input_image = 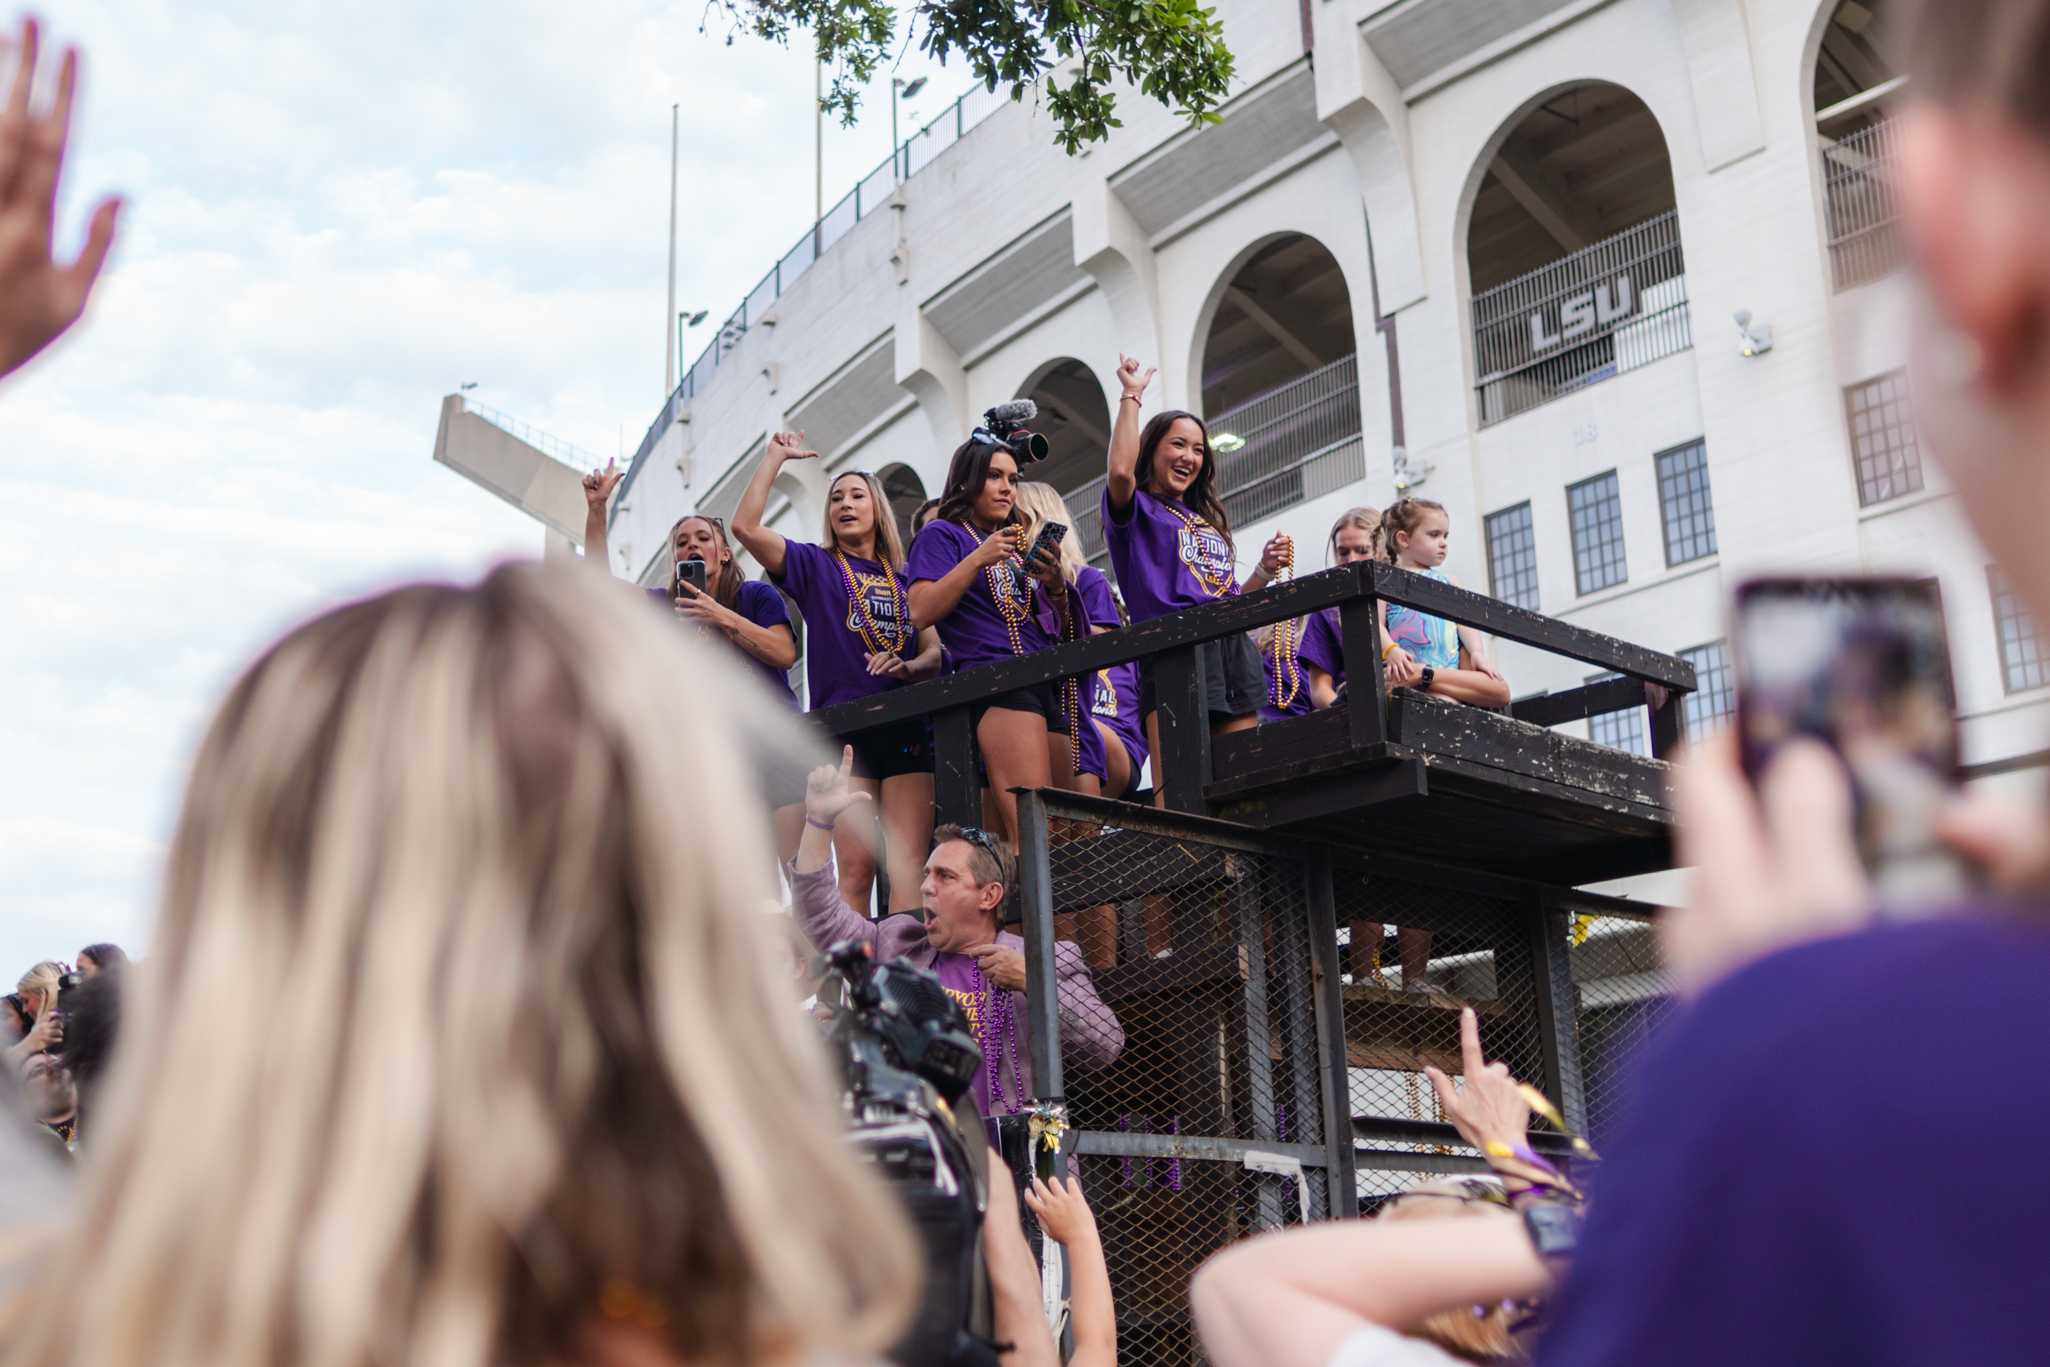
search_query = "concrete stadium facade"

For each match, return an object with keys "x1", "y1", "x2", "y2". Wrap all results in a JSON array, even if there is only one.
[{"x1": 450, "y1": 0, "x2": 2049, "y2": 786}]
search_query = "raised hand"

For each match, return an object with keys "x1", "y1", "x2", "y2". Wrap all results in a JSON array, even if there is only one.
[
  {"x1": 1116, "y1": 353, "x2": 1156, "y2": 401},
  {"x1": 1258, "y1": 531, "x2": 1293, "y2": 577},
  {"x1": 0, "y1": 19, "x2": 120, "y2": 382},
  {"x1": 1023, "y1": 1174, "x2": 1101, "y2": 1249},
  {"x1": 804, "y1": 745, "x2": 874, "y2": 825},
  {"x1": 1423, "y1": 1007, "x2": 1531, "y2": 1157},
  {"x1": 582, "y1": 458, "x2": 621, "y2": 511},
  {"x1": 766, "y1": 430, "x2": 819, "y2": 462}
]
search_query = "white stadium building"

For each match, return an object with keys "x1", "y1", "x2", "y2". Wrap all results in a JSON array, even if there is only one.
[{"x1": 435, "y1": 0, "x2": 2048, "y2": 803}]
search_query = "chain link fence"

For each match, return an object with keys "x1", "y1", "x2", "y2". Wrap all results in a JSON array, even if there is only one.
[
  {"x1": 1016, "y1": 797, "x2": 1674, "y2": 1364},
  {"x1": 1030, "y1": 797, "x2": 1333, "y2": 1367}
]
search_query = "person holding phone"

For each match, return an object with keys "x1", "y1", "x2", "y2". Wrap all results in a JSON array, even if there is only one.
[
  {"x1": 730, "y1": 431, "x2": 944, "y2": 915},
  {"x1": 1101, "y1": 355, "x2": 1291, "y2": 804},
  {"x1": 906, "y1": 433, "x2": 1081, "y2": 847},
  {"x1": 581, "y1": 461, "x2": 804, "y2": 855}
]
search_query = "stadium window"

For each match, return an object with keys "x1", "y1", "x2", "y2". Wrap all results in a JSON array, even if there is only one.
[
  {"x1": 1567, "y1": 471, "x2": 1627, "y2": 596},
  {"x1": 1991, "y1": 567, "x2": 2049, "y2": 694},
  {"x1": 1677, "y1": 641, "x2": 1734, "y2": 735},
  {"x1": 1845, "y1": 371, "x2": 1923, "y2": 507},
  {"x1": 1655, "y1": 440, "x2": 1717, "y2": 566},
  {"x1": 1585, "y1": 672, "x2": 1648, "y2": 755},
  {"x1": 1484, "y1": 502, "x2": 1539, "y2": 611}
]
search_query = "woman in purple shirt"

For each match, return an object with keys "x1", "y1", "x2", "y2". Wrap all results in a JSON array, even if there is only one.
[
  {"x1": 906, "y1": 436, "x2": 1080, "y2": 847},
  {"x1": 730, "y1": 431, "x2": 944, "y2": 916},
  {"x1": 1102, "y1": 354, "x2": 1290, "y2": 803},
  {"x1": 581, "y1": 462, "x2": 804, "y2": 856}
]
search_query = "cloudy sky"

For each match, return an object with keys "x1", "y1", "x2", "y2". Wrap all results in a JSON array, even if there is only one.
[{"x1": 2, "y1": 0, "x2": 955, "y2": 972}]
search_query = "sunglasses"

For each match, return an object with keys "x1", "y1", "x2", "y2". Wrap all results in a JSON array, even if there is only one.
[{"x1": 953, "y1": 825, "x2": 1004, "y2": 861}]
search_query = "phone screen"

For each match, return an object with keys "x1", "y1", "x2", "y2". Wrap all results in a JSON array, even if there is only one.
[{"x1": 1733, "y1": 576, "x2": 1967, "y2": 908}]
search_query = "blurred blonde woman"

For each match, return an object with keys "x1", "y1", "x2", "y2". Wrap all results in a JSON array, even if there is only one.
[{"x1": 0, "y1": 565, "x2": 915, "y2": 1367}]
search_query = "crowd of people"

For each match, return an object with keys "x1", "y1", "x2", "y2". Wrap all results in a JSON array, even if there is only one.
[
  {"x1": 14, "y1": 2, "x2": 2050, "y2": 1365},
  {"x1": 2, "y1": 946, "x2": 126, "y2": 1155}
]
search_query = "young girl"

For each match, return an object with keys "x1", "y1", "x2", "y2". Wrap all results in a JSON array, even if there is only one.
[
  {"x1": 1260, "y1": 507, "x2": 1382, "y2": 722},
  {"x1": 905, "y1": 435, "x2": 1079, "y2": 846},
  {"x1": 1102, "y1": 354, "x2": 1290, "y2": 800},
  {"x1": 1378, "y1": 498, "x2": 1511, "y2": 710},
  {"x1": 1014, "y1": 482, "x2": 1147, "y2": 801},
  {"x1": 580, "y1": 461, "x2": 806, "y2": 856},
  {"x1": 730, "y1": 431, "x2": 945, "y2": 916}
]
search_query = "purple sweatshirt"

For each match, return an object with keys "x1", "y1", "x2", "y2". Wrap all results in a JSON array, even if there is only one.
[{"x1": 785, "y1": 858, "x2": 1125, "y2": 1114}]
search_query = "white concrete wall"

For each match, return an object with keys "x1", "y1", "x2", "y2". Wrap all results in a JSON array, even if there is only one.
[{"x1": 600, "y1": 0, "x2": 2050, "y2": 783}]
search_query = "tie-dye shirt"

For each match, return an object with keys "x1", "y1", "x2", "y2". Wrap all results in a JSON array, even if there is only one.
[{"x1": 1384, "y1": 566, "x2": 1460, "y2": 671}]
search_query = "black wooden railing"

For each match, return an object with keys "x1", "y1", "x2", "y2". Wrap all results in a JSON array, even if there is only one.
[{"x1": 808, "y1": 560, "x2": 1696, "y2": 824}]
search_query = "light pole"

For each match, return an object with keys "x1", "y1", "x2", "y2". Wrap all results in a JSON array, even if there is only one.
[
  {"x1": 891, "y1": 75, "x2": 927, "y2": 184},
  {"x1": 676, "y1": 309, "x2": 707, "y2": 386},
  {"x1": 665, "y1": 103, "x2": 679, "y2": 399}
]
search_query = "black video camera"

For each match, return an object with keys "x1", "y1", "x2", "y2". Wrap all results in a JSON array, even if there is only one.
[
  {"x1": 973, "y1": 400, "x2": 1050, "y2": 465},
  {"x1": 819, "y1": 942, "x2": 997, "y2": 1367}
]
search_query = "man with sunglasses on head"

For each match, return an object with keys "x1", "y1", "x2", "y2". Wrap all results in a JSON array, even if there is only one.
[{"x1": 790, "y1": 747, "x2": 1124, "y2": 1120}]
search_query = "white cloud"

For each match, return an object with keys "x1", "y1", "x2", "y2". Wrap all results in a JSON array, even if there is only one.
[{"x1": 3, "y1": 0, "x2": 958, "y2": 973}]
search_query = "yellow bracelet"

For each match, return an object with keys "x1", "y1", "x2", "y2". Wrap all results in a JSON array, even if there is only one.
[{"x1": 1381, "y1": 641, "x2": 1399, "y2": 660}]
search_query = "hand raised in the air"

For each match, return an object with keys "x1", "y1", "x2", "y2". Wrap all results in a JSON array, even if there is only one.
[
  {"x1": 582, "y1": 458, "x2": 621, "y2": 511},
  {"x1": 1116, "y1": 353, "x2": 1156, "y2": 401}
]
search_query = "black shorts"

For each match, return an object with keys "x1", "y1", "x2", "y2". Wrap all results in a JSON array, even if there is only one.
[
  {"x1": 972, "y1": 681, "x2": 1070, "y2": 734},
  {"x1": 838, "y1": 716, "x2": 933, "y2": 782},
  {"x1": 1140, "y1": 632, "x2": 1265, "y2": 725}
]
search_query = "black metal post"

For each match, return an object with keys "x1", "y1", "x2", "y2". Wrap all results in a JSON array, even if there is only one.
[
  {"x1": 1341, "y1": 569, "x2": 1388, "y2": 751},
  {"x1": 1153, "y1": 644, "x2": 1212, "y2": 813},
  {"x1": 1304, "y1": 850, "x2": 1359, "y2": 1218},
  {"x1": 1529, "y1": 890, "x2": 1589, "y2": 1139},
  {"x1": 1016, "y1": 789, "x2": 1065, "y2": 1110},
  {"x1": 1649, "y1": 683, "x2": 1685, "y2": 758},
  {"x1": 933, "y1": 705, "x2": 979, "y2": 827}
]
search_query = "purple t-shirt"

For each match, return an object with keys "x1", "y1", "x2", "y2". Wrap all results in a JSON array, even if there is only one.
[
  {"x1": 646, "y1": 578, "x2": 797, "y2": 708},
  {"x1": 930, "y1": 951, "x2": 1027, "y2": 1118},
  {"x1": 1075, "y1": 566, "x2": 1146, "y2": 766},
  {"x1": 771, "y1": 539, "x2": 915, "y2": 711},
  {"x1": 905, "y1": 519, "x2": 1059, "y2": 672},
  {"x1": 1101, "y1": 486, "x2": 1239, "y2": 624},
  {"x1": 1260, "y1": 608, "x2": 1346, "y2": 722},
  {"x1": 1536, "y1": 913, "x2": 2050, "y2": 1367}
]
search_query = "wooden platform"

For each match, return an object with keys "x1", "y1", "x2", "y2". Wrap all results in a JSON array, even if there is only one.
[{"x1": 1206, "y1": 691, "x2": 1673, "y2": 885}]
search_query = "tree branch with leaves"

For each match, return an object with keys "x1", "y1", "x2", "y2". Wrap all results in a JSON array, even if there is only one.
[{"x1": 704, "y1": 0, "x2": 1235, "y2": 154}]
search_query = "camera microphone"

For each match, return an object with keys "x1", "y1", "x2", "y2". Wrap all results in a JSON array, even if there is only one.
[{"x1": 984, "y1": 399, "x2": 1037, "y2": 426}]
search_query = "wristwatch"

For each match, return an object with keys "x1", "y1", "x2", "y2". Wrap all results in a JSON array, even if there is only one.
[
  {"x1": 1418, "y1": 666, "x2": 1436, "y2": 690},
  {"x1": 1521, "y1": 1198, "x2": 1581, "y2": 1269}
]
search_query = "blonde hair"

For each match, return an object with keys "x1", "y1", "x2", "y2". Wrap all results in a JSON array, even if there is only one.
[
  {"x1": 0, "y1": 565, "x2": 915, "y2": 1367},
  {"x1": 1379, "y1": 1180, "x2": 1526, "y2": 1362},
  {"x1": 1328, "y1": 506, "x2": 1383, "y2": 563},
  {"x1": 16, "y1": 962, "x2": 62, "y2": 1017},
  {"x1": 823, "y1": 470, "x2": 909, "y2": 573},
  {"x1": 1013, "y1": 482, "x2": 1089, "y2": 584}
]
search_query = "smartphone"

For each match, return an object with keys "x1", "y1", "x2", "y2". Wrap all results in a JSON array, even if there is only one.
[
  {"x1": 676, "y1": 558, "x2": 708, "y2": 597},
  {"x1": 1732, "y1": 576, "x2": 1968, "y2": 909},
  {"x1": 1027, "y1": 521, "x2": 1067, "y2": 569}
]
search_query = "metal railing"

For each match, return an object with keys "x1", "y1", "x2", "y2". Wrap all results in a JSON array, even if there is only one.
[
  {"x1": 616, "y1": 80, "x2": 1013, "y2": 509},
  {"x1": 463, "y1": 400, "x2": 605, "y2": 471},
  {"x1": 1066, "y1": 354, "x2": 1365, "y2": 564},
  {"x1": 1213, "y1": 353, "x2": 1364, "y2": 526},
  {"x1": 1472, "y1": 211, "x2": 1691, "y2": 428},
  {"x1": 1821, "y1": 114, "x2": 1905, "y2": 292}
]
